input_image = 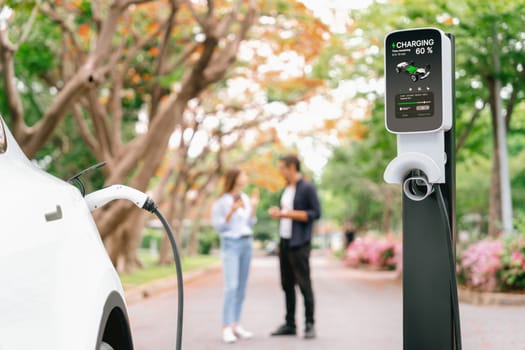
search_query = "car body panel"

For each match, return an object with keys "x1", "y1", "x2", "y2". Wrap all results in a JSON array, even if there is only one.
[{"x1": 0, "y1": 116, "x2": 130, "y2": 349}]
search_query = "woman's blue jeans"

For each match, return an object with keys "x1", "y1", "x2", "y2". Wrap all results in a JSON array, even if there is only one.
[{"x1": 221, "y1": 236, "x2": 252, "y2": 326}]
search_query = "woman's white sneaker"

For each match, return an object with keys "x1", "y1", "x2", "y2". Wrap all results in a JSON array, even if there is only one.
[
  {"x1": 223, "y1": 327, "x2": 237, "y2": 343},
  {"x1": 234, "y1": 325, "x2": 253, "y2": 339}
]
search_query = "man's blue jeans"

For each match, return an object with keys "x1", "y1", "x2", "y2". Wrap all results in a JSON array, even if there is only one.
[{"x1": 221, "y1": 236, "x2": 252, "y2": 326}]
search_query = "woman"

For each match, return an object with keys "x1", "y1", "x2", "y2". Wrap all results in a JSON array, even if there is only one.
[{"x1": 212, "y1": 168, "x2": 259, "y2": 343}]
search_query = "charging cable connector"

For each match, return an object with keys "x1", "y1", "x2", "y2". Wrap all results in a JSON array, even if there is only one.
[
  {"x1": 84, "y1": 184, "x2": 183, "y2": 350},
  {"x1": 84, "y1": 185, "x2": 156, "y2": 212}
]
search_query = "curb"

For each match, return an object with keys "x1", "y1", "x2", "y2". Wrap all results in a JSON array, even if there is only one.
[
  {"x1": 341, "y1": 263, "x2": 525, "y2": 306},
  {"x1": 124, "y1": 262, "x2": 222, "y2": 304},
  {"x1": 458, "y1": 287, "x2": 525, "y2": 306},
  {"x1": 344, "y1": 267, "x2": 401, "y2": 282}
]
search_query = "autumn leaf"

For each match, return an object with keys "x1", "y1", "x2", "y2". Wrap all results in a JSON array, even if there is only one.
[
  {"x1": 149, "y1": 47, "x2": 160, "y2": 57},
  {"x1": 147, "y1": 22, "x2": 159, "y2": 34},
  {"x1": 131, "y1": 73, "x2": 141, "y2": 84},
  {"x1": 242, "y1": 152, "x2": 285, "y2": 192},
  {"x1": 443, "y1": 16, "x2": 455, "y2": 25},
  {"x1": 77, "y1": 24, "x2": 90, "y2": 38},
  {"x1": 324, "y1": 119, "x2": 337, "y2": 130},
  {"x1": 347, "y1": 121, "x2": 369, "y2": 141}
]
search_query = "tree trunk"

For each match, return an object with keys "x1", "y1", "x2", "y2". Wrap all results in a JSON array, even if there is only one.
[
  {"x1": 488, "y1": 151, "x2": 502, "y2": 236},
  {"x1": 105, "y1": 224, "x2": 125, "y2": 267},
  {"x1": 120, "y1": 210, "x2": 150, "y2": 272},
  {"x1": 487, "y1": 76, "x2": 502, "y2": 236},
  {"x1": 92, "y1": 97, "x2": 189, "y2": 246},
  {"x1": 187, "y1": 196, "x2": 213, "y2": 256},
  {"x1": 187, "y1": 222, "x2": 201, "y2": 256},
  {"x1": 104, "y1": 206, "x2": 148, "y2": 273}
]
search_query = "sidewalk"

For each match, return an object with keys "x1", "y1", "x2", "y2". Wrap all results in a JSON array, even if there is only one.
[
  {"x1": 127, "y1": 254, "x2": 525, "y2": 349},
  {"x1": 124, "y1": 261, "x2": 222, "y2": 304}
]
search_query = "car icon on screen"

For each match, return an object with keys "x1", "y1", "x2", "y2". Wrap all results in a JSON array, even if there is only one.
[{"x1": 396, "y1": 61, "x2": 431, "y2": 82}]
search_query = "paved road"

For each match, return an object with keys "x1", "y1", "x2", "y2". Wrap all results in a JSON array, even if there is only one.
[{"x1": 128, "y1": 254, "x2": 525, "y2": 349}]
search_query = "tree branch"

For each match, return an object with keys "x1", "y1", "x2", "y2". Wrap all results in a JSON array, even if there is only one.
[
  {"x1": 121, "y1": 0, "x2": 158, "y2": 7},
  {"x1": 166, "y1": 41, "x2": 200, "y2": 73},
  {"x1": 100, "y1": 33, "x2": 129, "y2": 155},
  {"x1": 0, "y1": 26, "x2": 27, "y2": 138},
  {"x1": 150, "y1": 1, "x2": 180, "y2": 118},
  {"x1": 40, "y1": 4, "x2": 82, "y2": 56},
  {"x1": 213, "y1": 0, "x2": 242, "y2": 39},
  {"x1": 456, "y1": 101, "x2": 486, "y2": 153},
  {"x1": 86, "y1": 90, "x2": 113, "y2": 157},
  {"x1": 72, "y1": 103, "x2": 100, "y2": 157},
  {"x1": 17, "y1": 0, "x2": 40, "y2": 46},
  {"x1": 21, "y1": 62, "x2": 104, "y2": 157},
  {"x1": 207, "y1": 0, "x2": 214, "y2": 16},
  {"x1": 203, "y1": 0, "x2": 256, "y2": 83},
  {"x1": 182, "y1": 0, "x2": 207, "y2": 29},
  {"x1": 91, "y1": 0, "x2": 104, "y2": 30}
]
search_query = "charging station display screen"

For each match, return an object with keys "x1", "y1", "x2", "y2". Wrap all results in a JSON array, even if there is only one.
[
  {"x1": 395, "y1": 92, "x2": 434, "y2": 118},
  {"x1": 385, "y1": 28, "x2": 448, "y2": 132}
]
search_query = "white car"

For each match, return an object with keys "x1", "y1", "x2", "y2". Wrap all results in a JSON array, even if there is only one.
[{"x1": 0, "y1": 115, "x2": 132, "y2": 349}]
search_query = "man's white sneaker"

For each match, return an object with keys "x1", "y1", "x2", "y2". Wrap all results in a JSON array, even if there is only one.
[
  {"x1": 234, "y1": 325, "x2": 253, "y2": 339},
  {"x1": 223, "y1": 327, "x2": 237, "y2": 343}
]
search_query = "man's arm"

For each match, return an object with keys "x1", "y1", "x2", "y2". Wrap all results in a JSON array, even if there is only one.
[
  {"x1": 278, "y1": 209, "x2": 309, "y2": 222},
  {"x1": 304, "y1": 184, "x2": 321, "y2": 220},
  {"x1": 268, "y1": 184, "x2": 321, "y2": 222}
]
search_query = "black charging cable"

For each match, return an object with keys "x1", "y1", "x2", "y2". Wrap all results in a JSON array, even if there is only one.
[
  {"x1": 82, "y1": 182, "x2": 184, "y2": 350},
  {"x1": 142, "y1": 199, "x2": 184, "y2": 350},
  {"x1": 435, "y1": 184, "x2": 462, "y2": 350}
]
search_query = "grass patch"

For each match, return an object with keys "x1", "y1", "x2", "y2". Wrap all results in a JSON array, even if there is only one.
[{"x1": 120, "y1": 250, "x2": 220, "y2": 288}]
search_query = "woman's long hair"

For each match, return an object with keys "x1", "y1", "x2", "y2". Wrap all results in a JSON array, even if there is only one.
[{"x1": 222, "y1": 168, "x2": 242, "y2": 194}]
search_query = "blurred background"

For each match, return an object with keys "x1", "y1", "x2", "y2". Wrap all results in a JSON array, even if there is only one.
[{"x1": 1, "y1": 0, "x2": 524, "y2": 295}]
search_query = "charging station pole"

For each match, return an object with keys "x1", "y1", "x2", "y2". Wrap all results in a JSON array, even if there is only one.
[{"x1": 383, "y1": 28, "x2": 461, "y2": 350}]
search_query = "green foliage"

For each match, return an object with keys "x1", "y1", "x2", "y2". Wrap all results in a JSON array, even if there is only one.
[
  {"x1": 141, "y1": 228, "x2": 163, "y2": 249},
  {"x1": 157, "y1": 67, "x2": 185, "y2": 88},
  {"x1": 253, "y1": 231, "x2": 273, "y2": 242},
  {"x1": 197, "y1": 226, "x2": 220, "y2": 255},
  {"x1": 36, "y1": 114, "x2": 104, "y2": 191},
  {"x1": 1, "y1": 9, "x2": 60, "y2": 127},
  {"x1": 310, "y1": 35, "x2": 355, "y2": 87},
  {"x1": 253, "y1": 187, "x2": 281, "y2": 240},
  {"x1": 266, "y1": 83, "x2": 310, "y2": 104},
  {"x1": 16, "y1": 42, "x2": 55, "y2": 77},
  {"x1": 75, "y1": 0, "x2": 93, "y2": 23},
  {"x1": 338, "y1": 0, "x2": 525, "y2": 231},
  {"x1": 455, "y1": 155, "x2": 491, "y2": 231},
  {"x1": 321, "y1": 113, "x2": 401, "y2": 230}
]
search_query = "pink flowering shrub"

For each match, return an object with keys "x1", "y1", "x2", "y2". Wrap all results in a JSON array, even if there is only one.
[
  {"x1": 498, "y1": 235, "x2": 525, "y2": 291},
  {"x1": 344, "y1": 234, "x2": 402, "y2": 271},
  {"x1": 458, "y1": 234, "x2": 525, "y2": 292},
  {"x1": 457, "y1": 239, "x2": 503, "y2": 292}
]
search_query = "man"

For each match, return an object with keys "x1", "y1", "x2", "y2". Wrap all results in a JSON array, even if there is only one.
[
  {"x1": 343, "y1": 219, "x2": 356, "y2": 248},
  {"x1": 268, "y1": 154, "x2": 321, "y2": 339}
]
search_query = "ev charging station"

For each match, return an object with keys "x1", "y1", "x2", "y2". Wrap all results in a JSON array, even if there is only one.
[{"x1": 383, "y1": 28, "x2": 462, "y2": 349}]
